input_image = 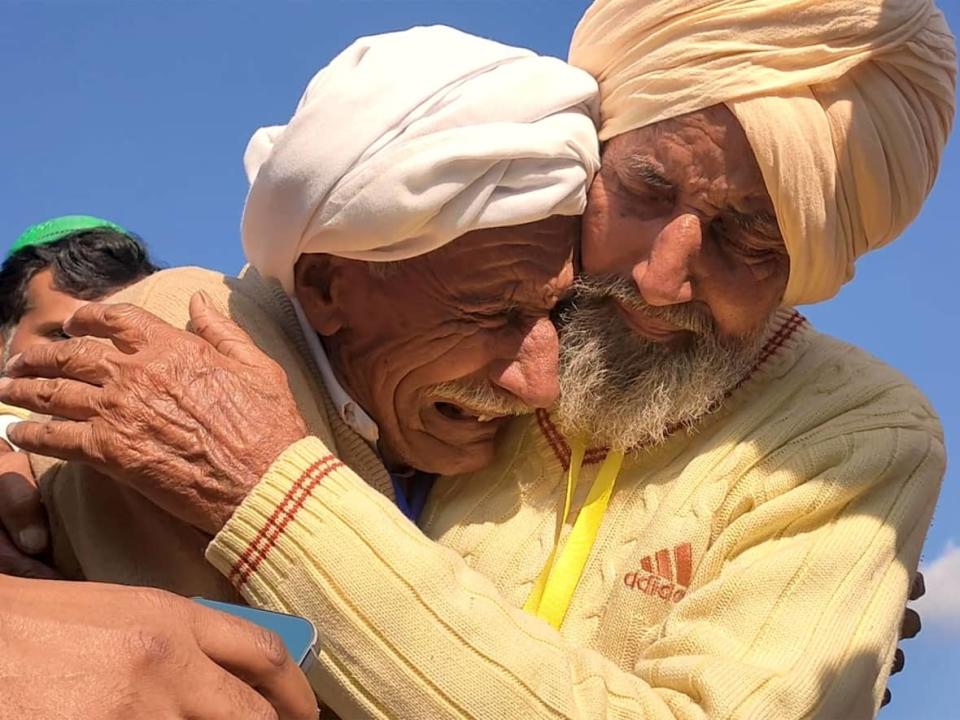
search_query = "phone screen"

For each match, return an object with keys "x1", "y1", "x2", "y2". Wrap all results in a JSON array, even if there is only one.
[{"x1": 193, "y1": 597, "x2": 317, "y2": 668}]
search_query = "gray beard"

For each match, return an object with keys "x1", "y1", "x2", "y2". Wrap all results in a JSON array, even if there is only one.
[{"x1": 556, "y1": 276, "x2": 773, "y2": 451}]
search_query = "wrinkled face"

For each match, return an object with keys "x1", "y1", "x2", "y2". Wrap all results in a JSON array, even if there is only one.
[
  {"x1": 295, "y1": 215, "x2": 576, "y2": 475},
  {"x1": 557, "y1": 105, "x2": 789, "y2": 449},
  {"x1": 581, "y1": 103, "x2": 789, "y2": 341},
  {"x1": 5, "y1": 269, "x2": 88, "y2": 362}
]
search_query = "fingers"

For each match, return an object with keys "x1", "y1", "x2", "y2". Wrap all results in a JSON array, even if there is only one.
[
  {"x1": 6, "y1": 420, "x2": 102, "y2": 466},
  {"x1": 0, "y1": 451, "x2": 48, "y2": 554},
  {"x1": 891, "y1": 647, "x2": 905, "y2": 675},
  {"x1": 0, "y1": 377, "x2": 103, "y2": 421},
  {"x1": 881, "y1": 688, "x2": 891, "y2": 707},
  {"x1": 900, "y1": 607, "x2": 921, "y2": 639},
  {"x1": 3, "y1": 337, "x2": 116, "y2": 386},
  {"x1": 189, "y1": 292, "x2": 269, "y2": 367},
  {"x1": 189, "y1": 602, "x2": 318, "y2": 720},
  {"x1": 181, "y1": 658, "x2": 286, "y2": 720},
  {"x1": 910, "y1": 572, "x2": 926, "y2": 601},
  {"x1": 63, "y1": 302, "x2": 172, "y2": 354},
  {"x1": 0, "y1": 529, "x2": 61, "y2": 580}
]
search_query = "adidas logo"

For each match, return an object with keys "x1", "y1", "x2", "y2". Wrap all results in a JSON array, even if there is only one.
[{"x1": 623, "y1": 543, "x2": 692, "y2": 603}]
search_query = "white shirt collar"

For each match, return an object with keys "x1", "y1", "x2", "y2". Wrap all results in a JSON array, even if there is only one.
[{"x1": 291, "y1": 298, "x2": 380, "y2": 445}]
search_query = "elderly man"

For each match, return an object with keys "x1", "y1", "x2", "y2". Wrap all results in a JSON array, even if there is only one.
[
  {"x1": 0, "y1": 28, "x2": 598, "y2": 595},
  {"x1": 2, "y1": 5, "x2": 955, "y2": 720}
]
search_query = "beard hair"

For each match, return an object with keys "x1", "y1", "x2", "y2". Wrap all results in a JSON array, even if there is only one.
[{"x1": 555, "y1": 275, "x2": 774, "y2": 451}]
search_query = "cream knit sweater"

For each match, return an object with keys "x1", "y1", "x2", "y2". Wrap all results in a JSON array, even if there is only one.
[
  {"x1": 36, "y1": 268, "x2": 943, "y2": 719},
  {"x1": 207, "y1": 314, "x2": 944, "y2": 718}
]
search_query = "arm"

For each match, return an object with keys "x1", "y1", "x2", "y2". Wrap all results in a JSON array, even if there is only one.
[
  {"x1": 1, "y1": 300, "x2": 941, "y2": 719},
  {"x1": 203, "y1": 424, "x2": 940, "y2": 720}
]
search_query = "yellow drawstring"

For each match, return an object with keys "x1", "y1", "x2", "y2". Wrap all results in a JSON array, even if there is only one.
[{"x1": 524, "y1": 437, "x2": 624, "y2": 628}]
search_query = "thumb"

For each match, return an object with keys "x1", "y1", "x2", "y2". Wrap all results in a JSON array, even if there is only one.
[
  {"x1": 0, "y1": 529, "x2": 61, "y2": 580},
  {"x1": 188, "y1": 291, "x2": 268, "y2": 367},
  {"x1": 0, "y1": 456, "x2": 48, "y2": 555}
]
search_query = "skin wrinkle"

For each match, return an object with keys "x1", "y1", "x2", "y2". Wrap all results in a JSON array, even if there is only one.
[
  {"x1": 558, "y1": 105, "x2": 789, "y2": 450},
  {"x1": 295, "y1": 216, "x2": 576, "y2": 475}
]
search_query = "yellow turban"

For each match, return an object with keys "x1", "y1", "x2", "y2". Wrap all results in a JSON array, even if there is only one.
[{"x1": 570, "y1": 0, "x2": 957, "y2": 305}]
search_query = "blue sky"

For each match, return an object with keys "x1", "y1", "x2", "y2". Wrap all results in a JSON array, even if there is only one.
[{"x1": 2, "y1": 1, "x2": 957, "y2": 714}]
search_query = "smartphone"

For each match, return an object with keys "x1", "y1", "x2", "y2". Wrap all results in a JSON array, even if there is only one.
[{"x1": 193, "y1": 597, "x2": 317, "y2": 669}]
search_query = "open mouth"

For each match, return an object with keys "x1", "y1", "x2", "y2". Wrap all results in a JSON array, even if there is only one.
[{"x1": 434, "y1": 401, "x2": 504, "y2": 424}]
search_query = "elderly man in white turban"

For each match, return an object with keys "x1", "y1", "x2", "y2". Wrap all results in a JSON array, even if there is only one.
[
  {"x1": 2, "y1": 3, "x2": 955, "y2": 719},
  {"x1": 0, "y1": 28, "x2": 599, "y2": 593}
]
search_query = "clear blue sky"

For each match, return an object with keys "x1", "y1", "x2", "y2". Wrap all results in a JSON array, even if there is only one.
[{"x1": 3, "y1": 1, "x2": 957, "y2": 715}]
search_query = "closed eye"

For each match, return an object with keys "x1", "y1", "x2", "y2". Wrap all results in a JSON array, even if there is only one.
[{"x1": 467, "y1": 303, "x2": 521, "y2": 327}]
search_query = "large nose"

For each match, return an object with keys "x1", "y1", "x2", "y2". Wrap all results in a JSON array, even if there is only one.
[
  {"x1": 634, "y1": 213, "x2": 701, "y2": 306},
  {"x1": 488, "y1": 316, "x2": 560, "y2": 409}
]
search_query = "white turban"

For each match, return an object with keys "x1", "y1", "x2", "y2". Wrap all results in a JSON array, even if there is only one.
[
  {"x1": 242, "y1": 25, "x2": 600, "y2": 293},
  {"x1": 570, "y1": 0, "x2": 957, "y2": 305}
]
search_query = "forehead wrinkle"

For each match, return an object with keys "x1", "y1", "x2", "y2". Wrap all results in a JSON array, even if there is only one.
[
  {"x1": 640, "y1": 120, "x2": 770, "y2": 218},
  {"x1": 417, "y1": 221, "x2": 573, "y2": 305},
  {"x1": 458, "y1": 255, "x2": 571, "y2": 309}
]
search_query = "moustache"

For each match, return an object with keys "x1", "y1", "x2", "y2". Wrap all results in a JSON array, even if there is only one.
[
  {"x1": 559, "y1": 275, "x2": 716, "y2": 337},
  {"x1": 428, "y1": 380, "x2": 532, "y2": 418}
]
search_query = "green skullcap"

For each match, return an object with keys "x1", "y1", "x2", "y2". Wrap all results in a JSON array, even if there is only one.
[{"x1": 8, "y1": 215, "x2": 129, "y2": 259}]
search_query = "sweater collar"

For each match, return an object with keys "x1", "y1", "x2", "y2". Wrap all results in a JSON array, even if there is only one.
[
  {"x1": 290, "y1": 298, "x2": 380, "y2": 446},
  {"x1": 535, "y1": 307, "x2": 811, "y2": 469}
]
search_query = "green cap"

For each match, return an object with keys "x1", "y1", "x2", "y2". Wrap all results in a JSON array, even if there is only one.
[{"x1": 8, "y1": 215, "x2": 129, "y2": 259}]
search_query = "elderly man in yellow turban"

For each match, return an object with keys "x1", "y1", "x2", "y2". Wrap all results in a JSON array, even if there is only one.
[{"x1": 2, "y1": 4, "x2": 955, "y2": 720}]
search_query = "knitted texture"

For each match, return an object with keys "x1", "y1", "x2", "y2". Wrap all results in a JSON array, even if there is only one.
[
  {"x1": 35, "y1": 266, "x2": 393, "y2": 596},
  {"x1": 209, "y1": 309, "x2": 944, "y2": 719}
]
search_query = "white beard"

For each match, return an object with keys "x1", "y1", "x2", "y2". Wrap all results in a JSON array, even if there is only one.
[{"x1": 556, "y1": 276, "x2": 772, "y2": 451}]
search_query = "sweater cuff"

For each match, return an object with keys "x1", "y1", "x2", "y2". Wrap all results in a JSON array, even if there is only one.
[{"x1": 207, "y1": 435, "x2": 348, "y2": 589}]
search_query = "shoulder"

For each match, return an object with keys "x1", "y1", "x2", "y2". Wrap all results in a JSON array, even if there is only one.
[
  {"x1": 733, "y1": 322, "x2": 946, "y2": 497},
  {"x1": 105, "y1": 266, "x2": 235, "y2": 331},
  {"x1": 712, "y1": 323, "x2": 946, "y2": 512},
  {"x1": 104, "y1": 266, "x2": 290, "y2": 337},
  {"x1": 742, "y1": 312, "x2": 942, "y2": 444},
  {"x1": 788, "y1": 327, "x2": 942, "y2": 441}
]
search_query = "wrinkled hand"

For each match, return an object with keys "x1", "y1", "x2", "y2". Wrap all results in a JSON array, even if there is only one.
[
  {"x1": 0, "y1": 447, "x2": 58, "y2": 579},
  {"x1": 0, "y1": 293, "x2": 308, "y2": 535},
  {"x1": 882, "y1": 571, "x2": 925, "y2": 707},
  {"x1": 0, "y1": 574, "x2": 317, "y2": 719}
]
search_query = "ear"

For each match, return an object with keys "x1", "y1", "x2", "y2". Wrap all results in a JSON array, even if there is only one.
[{"x1": 293, "y1": 253, "x2": 347, "y2": 336}]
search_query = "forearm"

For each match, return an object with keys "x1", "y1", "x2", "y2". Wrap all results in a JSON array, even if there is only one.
[
  {"x1": 207, "y1": 437, "x2": 687, "y2": 719},
  {"x1": 208, "y1": 429, "x2": 943, "y2": 720}
]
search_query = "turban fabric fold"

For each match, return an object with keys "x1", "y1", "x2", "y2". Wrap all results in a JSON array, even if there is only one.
[
  {"x1": 570, "y1": 0, "x2": 957, "y2": 304},
  {"x1": 243, "y1": 26, "x2": 600, "y2": 293}
]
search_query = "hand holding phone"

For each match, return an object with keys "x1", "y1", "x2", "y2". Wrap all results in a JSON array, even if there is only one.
[{"x1": 194, "y1": 597, "x2": 318, "y2": 668}]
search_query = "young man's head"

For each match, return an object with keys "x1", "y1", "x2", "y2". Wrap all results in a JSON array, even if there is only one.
[{"x1": 1, "y1": 217, "x2": 158, "y2": 365}]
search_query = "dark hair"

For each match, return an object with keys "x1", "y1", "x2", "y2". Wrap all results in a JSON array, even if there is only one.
[{"x1": 0, "y1": 227, "x2": 159, "y2": 332}]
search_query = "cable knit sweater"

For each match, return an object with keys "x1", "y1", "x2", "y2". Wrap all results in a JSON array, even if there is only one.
[
  {"x1": 208, "y1": 312, "x2": 943, "y2": 718},
  {"x1": 36, "y1": 267, "x2": 944, "y2": 719}
]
